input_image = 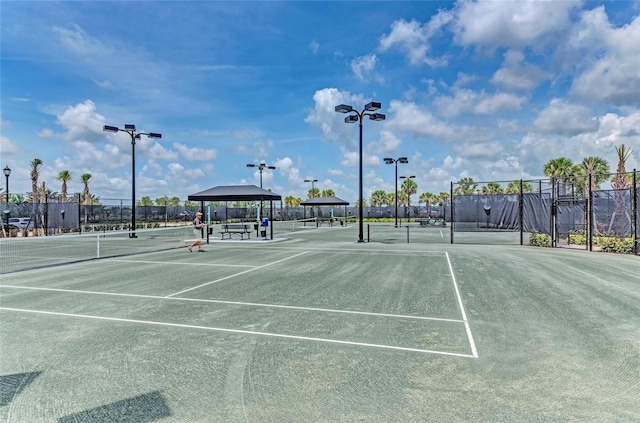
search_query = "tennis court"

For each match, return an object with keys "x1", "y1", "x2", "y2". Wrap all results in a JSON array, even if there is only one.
[{"x1": 1, "y1": 223, "x2": 638, "y2": 422}]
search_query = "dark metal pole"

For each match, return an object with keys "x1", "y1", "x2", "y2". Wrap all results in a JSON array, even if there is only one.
[
  {"x1": 394, "y1": 162, "x2": 398, "y2": 228},
  {"x1": 519, "y1": 179, "x2": 523, "y2": 246},
  {"x1": 358, "y1": 119, "x2": 364, "y2": 243},
  {"x1": 450, "y1": 181, "x2": 454, "y2": 244},
  {"x1": 588, "y1": 173, "x2": 593, "y2": 252},
  {"x1": 131, "y1": 133, "x2": 137, "y2": 238},
  {"x1": 632, "y1": 169, "x2": 637, "y2": 255},
  {"x1": 4, "y1": 173, "x2": 8, "y2": 205}
]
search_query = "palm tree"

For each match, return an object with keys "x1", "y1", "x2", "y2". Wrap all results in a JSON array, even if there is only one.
[
  {"x1": 505, "y1": 181, "x2": 534, "y2": 194},
  {"x1": 56, "y1": 170, "x2": 72, "y2": 203},
  {"x1": 419, "y1": 192, "x2": 437, "y2": 217},
  {"x1": 454, "y1": 177, "x2": 477, "y2": 195},
  {"x1": 284, "y1": 195, "x2": 301, "y2": 208},
  {"x1": 481, "y1": 182, "x2": 504, "y2": 195},
  {"x1": 438, "y1": 192, "x2": 451, "y2": 219},
  {"x1": 386, "y1": 192, "x2": 395, "y2": 207},
  {"x1": 29, "y1": 158, "x2": 43, "y2": 204},
  {"x1": 321, "y1": 189, "x2": 335, "y2": 197},
  {"x1": 543, "y1": 157, "x2": 575, "y2": 195},
  {"x1": 401, "y1": 178, "x2": 418, "y2": 219},
  {"x1": 28, "y1": 158, "x2": 43, "y2": 235},
  {"x1": 80, "y1": 173, "x2": 92, "y2": 205},
  {"x1": 608, "y1": 145, "x2": 632, "y2": 235},
  {"x1": 79, "y1": 173, "x2": 92, "y2": 223},
  {"x1": 307, "y1": 187, "x2": 320, "y2": 198},
  {"x1": 370, "y1": 190, "x2": 387, "y2": 207},
  {"x1": 578, "y1": 156, "x2": 609, "y2": 194}
]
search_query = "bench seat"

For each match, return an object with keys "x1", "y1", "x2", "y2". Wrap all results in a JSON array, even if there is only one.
[{"x1": 219, "y1": 223, "x2": 252, "y2": 240}]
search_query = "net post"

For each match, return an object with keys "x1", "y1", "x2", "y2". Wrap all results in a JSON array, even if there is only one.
[
  {"x1": 406, "y1": 225, "x2": 409, "y2": 243},
  {"x1": 519, "y1": 179, "x2": 524, "y2": 246},
  {"x1": 450, "y1": 181, "x2": 454, "y2": 244}
]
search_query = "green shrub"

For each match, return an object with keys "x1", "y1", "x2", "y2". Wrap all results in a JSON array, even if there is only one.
[
  {"x1": 568, "y1": 231, "x2": 586, "y2": 245},
  {"x1": 529, "y1": 232, "x2": 551, "y2": 247},
  {"x1": 596, "y1": 236, "x2": 635, "y2": 254}
]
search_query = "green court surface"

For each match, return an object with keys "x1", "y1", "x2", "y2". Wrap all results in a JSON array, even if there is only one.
[{"x1": 1, "y1": 223, "x2": 639, "y2": 422}]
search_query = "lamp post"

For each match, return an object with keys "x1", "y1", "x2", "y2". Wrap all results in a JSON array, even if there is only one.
[
  {"x1": 247, "y1": 162, "x2": 276, "y2": 219},
  {"x1": 335, "y1": 102, "x2": 385, "y2": 242},
  {"x1": 246, "y1": 162, "x2": 276, "y2": 189},
  {"x1": 304, "y1": 178, "x2": 318, "y2": 218},
  {"x1": 304, "y1": 178, "x2": 318, "y2": 194},
  {"x1": 103, "y1": 124, "x2": 162, "y2": 238},
  {"x1": 3, "y1": 165, "x2": 10, "y2": 205},
  {"x1": 383, "y1": 157, "x2": 408, "y2": 227},
  {"x1": 400, "y1": 175, "x2": 416, "y2": 221}
]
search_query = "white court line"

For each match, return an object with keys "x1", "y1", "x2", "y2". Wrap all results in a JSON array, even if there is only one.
[
  {"x1": 104, "y1": 259, "x2": 256, "y2": 268},
  {"x1": 0, "y1": 307, "x2": 475, "y2": 358},
  {"x1": 165, "y1": 251, "x2": 310, "y2": 297},
  {"x1": 0, "y1": 284, "x2": 462, "y2": 323},
  {"x1": 445, "y1": 252, "x2": 479, "y2": 358}
]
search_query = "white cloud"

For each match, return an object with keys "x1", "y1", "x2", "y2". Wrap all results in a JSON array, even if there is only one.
[
  {"x1": 452, "y1": 0, "x2": 579, "y2": 51},
  {"x1": 379, "y1": 14, "x2": 452, "y2": 66},
  {"x1": 56, "y1": 100, "x2": 107, "y2": 143},
  {"x1": 305, "y1": 88, "x2": 367, "y2": 147},
  {"x1": 434, "y1": 89, "x2": 527, "y2": 117},
  {"x1": 0, "y1": 135, "x2": 19, "y2": 155},
  {"x1": 53, "y1": 23, "x2": 112, "y2": 56},
  {"x1": 568, "y1": 8, "x2": 640, "y2": 105},
  {"x1": 350, "y1": 54, "x2": 378, "y2": 81},
  {"x1": 309, "y1": 40, "x2": 319, "y2": 54},
  {"x1": 533, "y1": 98, "x2": 598, "y2": 135},
  {"x1": 491, "y1": 50, "x2": 552, "y2": 91},
  {"x1": 173, "y1": 143, "x2": 217, "y2": 161}
]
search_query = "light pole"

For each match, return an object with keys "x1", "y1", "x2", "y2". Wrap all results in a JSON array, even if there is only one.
[
  {"x1": 3, "y1": 165, "x2": 11, "y2": 205},
  {"x1": 383, "y1": 157, "x2": 408, "y2": 227},
  {"x1": 304, "y1": 178, "x2": 318, "y2": 194},
  {"x1": 335, "y1": 102, "x2": 385, "y2": 242},
  {"x1": 103, "y1": 124, "x2": 162, "y2": 238},
  {"x1": 247, "y1": 162, "x2": 276, "y2": 219},
  {"x1": 400, "y1": 175, "x2": 416, "y2": 221},
  {"x1": 247, "y1": 162, "x2": 276, "y2": 189},
  {"x1": 304, "y1": 178, "x2": 318, "y2": 218}
]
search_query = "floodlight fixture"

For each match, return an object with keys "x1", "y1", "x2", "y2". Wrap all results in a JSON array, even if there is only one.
[
  {"x1": 103, "y1": 125, "x2": 119, "y2": 133},
  {"x1": 335, "y1": 104, "x2": 354, "y2": 113},
  {"x1": 124, "y1": 124, "x2": 136, "y2": 131},
  {"x1": 364, "y1": 102, "x2": 381, "y2": 111},
  {"x1": 148, "y1": 133, "x2": 162, "y2": 139},
  {"x1": 345, "y1": 115, "x2": 359, "y2": 124},
  {"x1": 369, "y1": 113, "x2": 386, "y2": 121}
]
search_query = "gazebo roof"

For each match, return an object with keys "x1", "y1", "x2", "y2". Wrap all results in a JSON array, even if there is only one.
[
  {"x1": 188, "y1": 185, "x2": 282, "y2": 202},
  {"x1": 300, "y1": 196, "x2": 349, "y2": 206}
]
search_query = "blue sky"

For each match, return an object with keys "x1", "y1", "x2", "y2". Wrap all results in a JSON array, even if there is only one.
[{"x1": 1, "y1": 0, "x2": 639, "y2": 204}]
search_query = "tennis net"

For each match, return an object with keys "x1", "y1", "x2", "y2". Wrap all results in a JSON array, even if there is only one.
[
  {"x1": 273, "y1": 218, "x2": 318, "y2": 234},
  {"x1": 0, "y1": 225, "x2": 193, "y2": 274}
]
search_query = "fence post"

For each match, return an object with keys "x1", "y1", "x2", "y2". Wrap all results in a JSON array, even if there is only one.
[
  {"x1": 519, "y1": 179, "x2": 523, "y2": 246},
  {"x1": 633, "y1": 170, "x2": 638, "y2": 255},
  {"x1": 588, "y1": 173, "x2": 593, "y2": 252},
  {"x1": 78, "y1": 193, "x2": 82, "y2": 234},
  {"x1": 450, "y1": 181, "x2": 454, "y2": 244}
]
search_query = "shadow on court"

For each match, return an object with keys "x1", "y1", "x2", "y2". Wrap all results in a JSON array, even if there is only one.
[
  {"x1": 58, "y1": 390, "x2": 170, "y2": 423},
  {"x1": 0, "y1": 371, "x2": 42, "y2": 406}
]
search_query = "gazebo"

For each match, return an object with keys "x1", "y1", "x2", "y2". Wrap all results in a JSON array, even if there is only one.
[
  {"x1": 300, "y1": 196, "x2": 350, "y2": 225},
  {"x1": 188, "y1": 185, "x2": 282, "y2": 239}
]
